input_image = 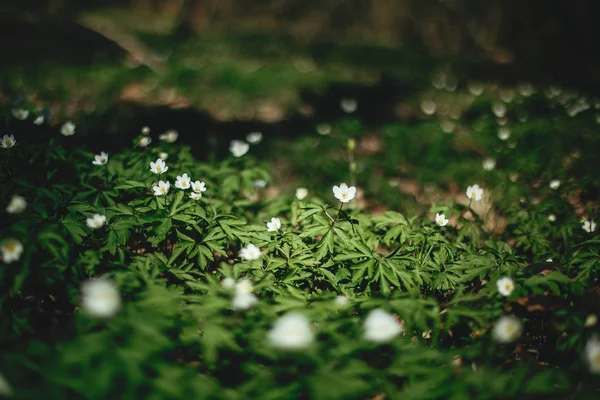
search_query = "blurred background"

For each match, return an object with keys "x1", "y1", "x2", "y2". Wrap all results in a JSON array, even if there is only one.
[{"x1": 3, "y1": 0, "x2": 600, "y2": 119}]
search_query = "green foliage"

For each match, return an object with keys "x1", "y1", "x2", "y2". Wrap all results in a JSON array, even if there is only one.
[{"x1": 1, "y1": 82, "x2": 599, "y2": 400}]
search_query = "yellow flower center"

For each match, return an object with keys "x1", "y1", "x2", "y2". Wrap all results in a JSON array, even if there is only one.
[
  {"x1": 504, "y1": 283, "x2": 512, "y2": 292},
  {"x1": 4, "y1": 242, "x2": 17, "y2": 252}
]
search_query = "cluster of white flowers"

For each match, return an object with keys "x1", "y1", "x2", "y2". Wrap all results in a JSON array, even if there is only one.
[
  {"x1": 159, "y1": 130, "x2": 179, "y2": 143},
  {"x1": 86, "y1": 214, "x2": 106, "y2": 230},
  {"x1": 333, "y1": 183, "x2": 356, "y2": 203},
  {"x1": 240, "y1": 243, "x2": 262, "y2": 261},
  {"x1": 6, "y1": 195, "x2": 27, "y2": 214},
  {"x1": 190, "y1": 180, "x2": 207, "y2": 200},
  {"x1": 264, "y1": 307, "x2": 404, "y2": 349},
  {"x1": 80, "y1": 278, "x2": 121, "y2": 318},
  {"x1": 266, "y1": 217, "x2": 281, "y2": 232},
  {"x1": 230, "y1": 278, "x2": 258, "y2": 311},
  {"x1": 435, "y1": 213, "x2": 449, "y2": 227},
  {"x1": 1, "y1": 239, "x2": 23, "y2": 263},
  {"x1": 1, "y1": 134, "x2": 16, "y2": 149},
  {"x1": 92, "y1": 152, "x2": 108, "y2": 166},
  {"x1": 496, "y1": 277, "x2": 515, "y2": 297},
  {"x1": 466, "y1": 184, "x2": 484, "y2": 201}
]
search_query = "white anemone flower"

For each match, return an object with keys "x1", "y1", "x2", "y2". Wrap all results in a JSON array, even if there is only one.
[
  {"x1": 1, "y1": 239, "x2": 23, "y2": 263},
  {"x1": 159, "y1": 129, "x2": 178, "y2": 143},
  {"x1": 548, "y1": 214, "x2": 557, "y2": 222},
  {"x1": 34, "y1": 115, "x2": 44, "y2": 125},
  {"x1": 138, "y1": 136, "x2": 152, "y2": 147},
  {"x1": 253, "y1": 179, "x2": 267, "y2": 189},
  {"x1": 492, "y1": 315, "x2": 522, "y2": 343},
  {"x1": 582, "y1": 219, "x2": 597, "y2": 233},
  {"x1": 466, "y1": 184, "x2": 484, "y2": 201},
  {"x1": 0, "y1": 373, "x2": 11, "y2": 397},
  {"x1": 141, "y1": 126, "x2": 150, "y2": 135},
  {"x1": 221, "y1": 277, "x2": 236, "y2": 290},
  {"x1": 497, "y1": 127, "x2": 511, "y2": 141},
  {"x1": 189, "y1": 192, "x2": 202, "y2": 200},
  {"x1": 230, "y1": 140, "x2": 250, "y2": 157},
  {"x1": 175, "y1": 173, "x2": 191, "y2": 190},
  {"x1": 585, "y1": 314, "x2": 598, "y2": 328},
  {"x1": 363, "y1": 309, "x2": 403, "y2": 343},
  {"x1": 231, "y1": 278, "x2": 258, "y2": 310},
  {"x1": 296, "y1": 187, "x2": 308, "y2": 200},
  {"x1": 246, "y1": 132, "x2": 263, "y2": 144},
  {"x1": 468, "y1": 81, "x2": 484, "y2": 96},
  {"x1": 0, "y1": 135, "x2": 16, "y2": 149},
  {"x1": 435, "y1": 213, "x2": 449, "y2": 227},
  {"x1": 191, "y1": 181, "x2": 206, "y2": 194},
  {"x1": 267, "y1": 312, "x2": 314, "y2": 350},
  {"x1": 482, "y1": 158, "x2": 496, "y2": 171},
  {"x1": 334, "y1": 295, "x2": 350, "y2": 307},
  {"x1": 236, "y1": 279, "x2": 254, "y2": 294},
  {"x1": 86, "y1": 214, "x2": 106, "y2": 230},
  {"x1": 440, "y1": 120, "x2": 455, "y2": 134},
  {"x1": 341, "y1": 98, "x2": 358, "y2": 113},
  {"x1": 232, "y1": 291, "x2": 258, "y2": 311},
  {"x1": 61, "y1": 121, "x2": 76, "y2": 136},
  {"x1": 81, "y1": 279, "x2": 121, "y2": 318},
  {"x1": 153, "y1": 181, "x2": 171, "y2": 196},
  {"x1": 92, "y1": 152, "x2": 108, "y2": 166},
  {"x1": 496, "y1": 277, "x2": 515, "y2": 297},
  {"x1": 266, "y1": 217, "x2": 281, "y2": 232},
  {"x1": 492, "y1": 102, "x2": 507, "y2": 118},
  {"x1": 549, "y1": 180, "x2": 561, "y2": 190},
  {"x1": 159, "y1": 152, "x2": 168, "y2": 161},
  {"x1": 6, "y1": 195, "x2": 27, "y2": 214},
  {"x1": 240, "y1": 243, "x2": 261, "y2": 260},
  {"x1": 333, "y1": 183, "x2": 356, "y2": 203},
  {"x1": 316, "y1": 123, "x2": 332, "y2": 135},
  {"x1": 420, "y1": 99, "x2": 437, "y2": 116},
  {"x1": 585, "y1": 336, "x2": 600, "y2": 374},
  {"x1": 12, "y1": 108, "x2": 29, "y2": 120},
  {"x1": 149, "y1": 158, "x2": 168, "y2": 174}
]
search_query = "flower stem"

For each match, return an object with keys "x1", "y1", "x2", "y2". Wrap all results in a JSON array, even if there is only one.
[{"x1": 332, "y1": 202, "x2": 344, "y2": 226}]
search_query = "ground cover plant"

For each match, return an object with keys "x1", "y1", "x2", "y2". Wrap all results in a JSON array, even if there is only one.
[{"x1": 1, "y1": 77, "x2": 600, "y2": 400}]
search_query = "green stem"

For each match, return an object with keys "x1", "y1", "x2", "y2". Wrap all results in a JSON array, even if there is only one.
[{"x1": 331, "y1": 202, "x2": 344, "y2": 227}]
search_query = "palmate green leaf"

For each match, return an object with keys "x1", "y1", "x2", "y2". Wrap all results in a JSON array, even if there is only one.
[
  {"x1": 523, "y1": 271, "x2": 571, "y2": 295},
  {"x1": 155, "y1": 217, "x2": 173, "y2": 241},
  {"x1": 315, "y1": 229, "x2": 334, "y2": 260},
  {"x1": 114, "y1": 180, "x2": 147, "y2": 190},
  {"x1": 61, "y1": 219, "x2": 88, "y2": 244}
]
